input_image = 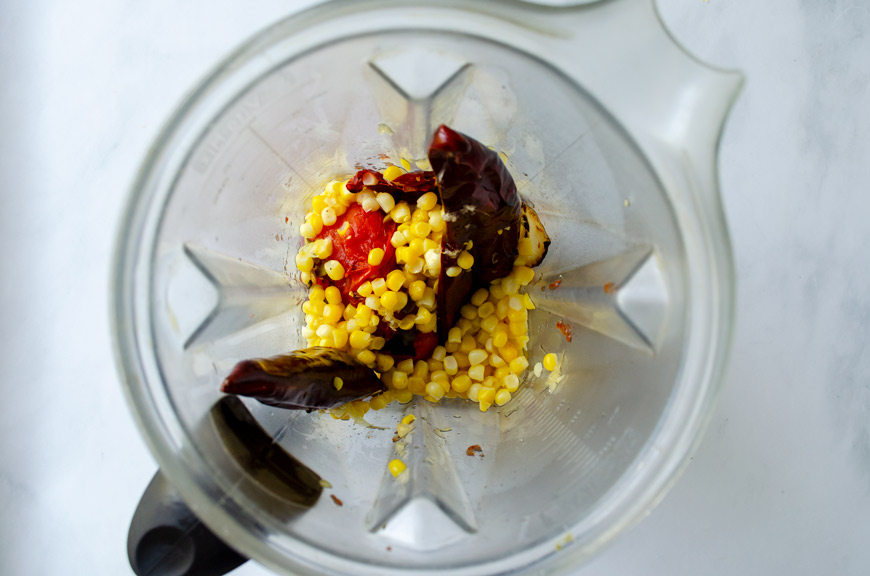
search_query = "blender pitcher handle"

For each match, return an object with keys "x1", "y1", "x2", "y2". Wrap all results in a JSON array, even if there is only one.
[{"x1": 128, "y1": 470, "x2": 248, "y2": 576}]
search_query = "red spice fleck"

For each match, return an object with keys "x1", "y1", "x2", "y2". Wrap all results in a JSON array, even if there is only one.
[
  {"x1": 330, "y1": 494, "x2": 343, "y2": 507},
  {"x1": 386, "y1": 546, "x2": 392, "y2": 551},
  {"x1": 603, "y1": 282, "x2": 616, "y2": 294},
  {"x1": 285, "y1": 216, "x2": 289, "y2": 223},
  {"x1": 556, "y1": 320, "x2": 574, "y2": 343},
  {"x1": 466, "y1": 444, "x2": 483, "y2": 457},
  {"x1": 548, "y1": 278, "x2": 562, "y2": 291}
]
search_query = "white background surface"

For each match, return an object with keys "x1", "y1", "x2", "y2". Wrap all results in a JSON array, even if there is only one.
[{"x1": 2, "y1": 0, "x2": 869, "y2": 574}]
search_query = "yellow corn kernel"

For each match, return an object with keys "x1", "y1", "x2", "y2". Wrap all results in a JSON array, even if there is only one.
[
  {"x1": 413, "y1": 360, "x2": 429, "y2": 380},
  {"x1": 295, "y1": 251, "x2": 314, "y2": 273},
  {"x1": 320, "y1": 304, "x2": 340, "y2": 324},
  {"x1": 400, "y1": 158, "x2": 412, "y2": 171},
  {"x1": 427, "y1": 359, "x2": 443, "y2": 373},
  {"x1": 446, "y1": 266, "x2": 462, "y2": 277},
  {"x1": 431, "y1": 370, "x2": 449, "y2": 385},
  {"x1": 467, "y1": 383, "x2": 482, "y2": 401},
  {"x1": 495, "y1": 389, "x2": 512, "y2": 406},
  {"x1": 447, "y1": 327, "x2": 463, "y2": 344},
  {"x1": 405, "y1": 237, "x2": 423, "y2": 257},
  {"x1": 468, "y1": 349, "x2": 488, "y2": 366},
  {"x1": 490, "y1": 354, "x2": 506, "y2": 368},
  {"x1": 460, "y1": 305, "x2": 477, "y2": 320},
  {"x1": 321, "y1": 206, "x2": 337, "y2": 227},
  {"x1": 426, "y1": 382, "x2": 445, "y2": 401},
  {"x1": 395, "y1": 291, "x2": 409, "y2": 311},
  {"x1": 349, "y1": 330, "x2": 371, "y2": 349},
  {"x1": 401, "y1": 414, "x2": 416, "y2": 426},
  {"x1": 408, "y1": 377, "x2": 426, "y2": 394},
  {"x1": 370, "y1": 277, "x2": 386, "y2": 297},
  {"x1": 324, "y1": 260, "x2": 345, "y2": 281},
  {"x1": 333, "y1": 376, "x2": 343, "y2": 391},
  {"x1": 523, "y1": 293, "x2": 536, "y2": 310},
  {"x1": 478, "y1": 387, "x2": 496, "y2": 405},
  {"x1": 312, "y1": 195, "x2": 328, "y2": 212},
  {"x1": 355, "y1": 304, "x2": 372, "y2": 324},
  {"x1": 543, "y1": 353, "x2": 558, "y2": 371},
  {"x1": 468, "y1": 365, "x2": 485, "y2": 381},
  {"x1": 479, "y1": 314, "x2": 499, "y2": 334},
  {"x1": 398, "y1": 315, "x2": 416, "y2": 330},
  {"x1": 324, "y1": 286, "x2": 342, "y2": 305},
  {"x1": 380, "y1": 290, "x2": 399, "y2": 311},
  {"x1": 405, "y1": 257, "x2": 424, "y2": 275},
  {"x1": 477, "y1": 301, "x2": 496, "y2": 319},
  {"x1": 377, "y1": 354, "x2": 395, "y2": 373},
  {"x1": 396, "y1": 389, "x2": 414, "y2": 403},
  {"x1": 417, "y1": 191, "x2": 438, "y2": 211},
  {"x1": 479, "y1": 401, "x2": 492, "y2": 412},
  {"x1": 500, "y1": 343, "x2": 519, "y2": 362},
  {"x1": 457, "y1": 251, "x2": 474, "y2": 270},
  {"x1": 392, "y1": 371, "x2": 409, "y2": 389},
  {"x1": 332, "y1": 326, "x2": 349, "y2": 348},
  {"x1": 509, "y1": 356, "x2": 529, "y2": 374},
  {"x1": 376, "y1": 192, "x2": 396, "y2": 213},
  {"x1": 424, "y1": 249, "x2": 441, "y2": 274},
  {"x1": 307, "y1": 212, "x2": 323, "y2": 234},
  {"x1": 508, "y1": 296, "x2": 523, "y2": 311},
  {"x1": 370, "y1": 394, "x2": 388, "y2": 411},
  {"x1": 492, "y1": 327, "x2": 509, "y2": 348},
  {"x1": 415, "y1": 308, "x2": 432, "y2": 325},
  {"x1": 419, "y1": 287, "x2": 436, "y2": 309},
  {"x1": 503, "y1": 373, "x2": 520, "y2": 392},
  {"x1": 431, "y1": 346, "x2": 447, "y2": 361},
  {"x1": 300, "y1": 271, "x2": 312, "y2": 286},
  {"x1": 494, "y1": 366, "x2": 511, "y2": 381},
  {"x1": 470, "y1": 288, "x2": 489, "y2": 307},
  {"x1": 368, "y1": 248, "x2": 385, "y2": 266},
  {"x1": 368, "y1": 314, "x2": 380, "y2": 329},
  {"x1": 356, "y1": 349, "x2": 377, "y2": 366},
  {"x1": 446, "y1": 374, "x2": 468, "y2": 394},
  {"x1": 390, "y1": 230, "x2": 407, "y2": 248},
  {"x1": 428, "y1": 210, "x2": 445, "y2": 232},
  {"x1": 395, "y1": 247, "x2": 409, "y2": 263},
  {"x1": 316, "y1": 324, "x2": 333, "y2": 339},
  {"x1": 299, "y1": 222, "x2": 316, "y2": 239},
  {"x1": 390, "y1": 202, "x2": 411, "y2": 224},
  {"x1": 336, "y1": 221, "x2": 350, "y2": 236},
  {"x1": 443, "y1": 355, "x2": 459, "y2": 375},
  {"x1": 411, "y1": 221, "x2": 431, "y2": 238},
  {"x1": 386, "y1": 270, "x2": 405, "y2": 292},
  {"x1": 388, "y1": 459, "x2": 406, "y2": 478},
  {"x1": 356, "y1": 281, "x2": 373, "y2": 298},
  {"x1": 460, "y1": 334, "x2": 477, "y2": 354},
  {"x1": 504, "y1": 277, "x2": 519, "y2": 295},
  {"x1": 312, "y1": 238, "x2": 334, "y2": 259},
  {"x1": 383, "y1": 165, "x2": 404, "y2": 181},
  {"x1": 509, "y1": 320, "x2": 526, "y2": 336},
  {"x1": 514, "y1": 266, "x2": 535, "y2": 286}
]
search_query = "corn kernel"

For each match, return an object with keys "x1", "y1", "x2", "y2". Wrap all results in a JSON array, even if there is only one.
[
  {"x1": 295, "y1": 251, "x2": 314, "y2": 273},
  {"x1": 509, "y1": 356, "x2": 529, "y2": 374},
  {"x1": 312, "y1": 195, "x2": 328, "y2": 212},
  {"x1": 504, "y1": 373, "x2": 520, "y2": 392},
  {"x1": 446, "y1": 266, "x2": 462, "y2": 277},
  {"x1": 431, "y1": 370, "x2": 449, "y2": 385},
  {"x1": 470, "y1": 288, "x2": 489, "y2": 307},
  {"x1": 390, "y1": 202, "x2": 411, "y2": 224},
  {"x1": 413, "y1": 360, "x2": 429, "y2": 380},
  {"x1": 428, "y1": 210, "x2": 445, "y2": 232},
  {"x1": 477, "y1": 301, "x2": 495, "y2": 319},
  {"x1": 543, "y1": 353, "x2": 558, "y2": 371},
  {"x1": 417, "y1": 192, "x2": 438, "y2": 211},
  {"x1": 490, "y1": 354, "x2": 505, "y2": 368},
  {"x1": 426, "y1": 382, "x2": 445, "y2": 401},
  {"x1": 357, "y1": 281, "x2": 373, "y2": 298},
  {"x1": 514, "y1": 266, "x2": 535, "y2": 285},
  {"x1": 467, "y1": 383, "x2": 482, "y2": 401},
  {"x1": 388, "y1": 459, "x2": 406, "y2": 477},
  {"x1": 300, "y1": 222, "x2": 316, "y2": 238},
  {"x1": 368, "y1": 248, "x2": 385, "y2": 266},
  {"x1": 411, "y1": 221, "x2": 431, "y2": 238},
  {"x1": 396, "y1": 390, "x2": 414, "y2": 403},
  {"x1": 406, "y1": 257, "x2": 424, "y2": 275},
  {"x1": 460, "y1": 304, "x2": 477, "y2": 320},
  {"x1": 307, "y1": 212, "x2": 323, "y2": 234},
  {"x1": 324, "y1": 260, "x2": 345, "y2": 281},
  {"x1": 460, "y1": 334, "x2": 477, "y2": 354},
  {"x1": 523, "y1": 293, "x2": 536, "y2": 310},
  {"x1": 479, "y1": 315, "x2": 499, "y2": 334},
  {"x1": 478, "y1": 387, "x2": 496, "y2": 405},
  {"x1": 443, "y1": 355, "x2": 459, "y2": 375},
  {"x1": 333, "y1": 377, "x2": 343, "y2": 391},
  {"x1": 369, "y1": 394, "x2": 388, "y2": 411},
  {"x1": 392, "y1": 371, "x2": 409, "y2": 389},
  {"x1": 415, "y1": 308, "x2": 432, "y2": 325},
  {"x1": 395, "y1": 292, "x2": 409, "y2": 310},
  {"x1": 424, "y1": 249, "x2": 441, "y2": 275},
  {"x1": 301, "y1": 326, "x2": 315, "y2": 339},
  {"x1": 468, "y1": 365, "x2": 485, "y2": 381},
  {"x1": 376, "y1": 192, "x2": 396, "y2": 213},
  {"x1": 398, "y1": 315, "x2": 416, "y2": 330},
  {"x1": 332, "y1": 327, "x2": 348, "y2": 348},
  {"x1": 445, "y1": 327, "x2": 461, "y2": 345},
  {"x1": 457, "y1": 251, "x2": 474, "y2": 270},
  {"x1": 400, "y1": 158, "x2": 412, "y2": 171},
  {"x1": 500, "y1": 343, "x2": 518, "y2": 362},
  {"x1": 504, "y1": 278, "x2": 519, "y2": 295},
  {"x1": 322, "y1": 304, "x2": 343, "y2": 324},
  {"x1": 446, "y1": 374, "x2": 468, "y2": 393},
  {"x1": 356, "y1": 349, "x2": 376, "y2": 366},
  {"x1": 468, "y1": 349, "x2": 488, "y2": 366},
  {"x1": 383, "y1": 165, "x2": 404, "y2": 181},
  {"x1": 321, "y1": 207, "x2": 337, "y2": 227},
  {"x1": 479, "y1": 401, "x2": 492, "y2": 412},
  {"x1": 386, "y1": 270, "x2": 405, "y2": 292},
  {"x1": 377, "y1": 354, "x2": 395, "y2": 373},
  {"x1": 312, "y1": 237, "x2": 334, "y2": 259},
  {"x1": 367, "y1": 277, "x2": 385, "y2": 297},
  {"x1": 355, "y1": 304, "x2": 372, "y2": 324},
  {"x1": 408, "y1": 377, "x2": 426, "y2": 394},
  {"x1": 349, "y1": 330, "x2": 371, "y2": 349},
  {"x1": 494, "y1": 389, "x2": 512, "y2": 406},
  {"x1": 321, "y1": 287, "x2": 340, "y2": 307},
  {"x1": 380, "y1": 290, "x2": 399, "y2": 311},
  {"x1": 316, "y1": 324, "x2": 333, "y2": 339},
  {"x1": 419, "y1": 288, "x2": 436, "y2": 309},
  {"x1": 391, "y1": 230, "x2": 407, "y2": 247}
]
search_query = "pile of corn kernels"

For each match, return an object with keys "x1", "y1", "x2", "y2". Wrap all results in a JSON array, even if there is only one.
[{"x1": 294, "y1": 165, "x2": 552, "y2": 416}]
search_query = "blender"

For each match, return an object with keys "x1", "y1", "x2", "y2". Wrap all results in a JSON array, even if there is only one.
[{"x1": 113, "y1": 0, "x2": 743, "y2": 574}]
